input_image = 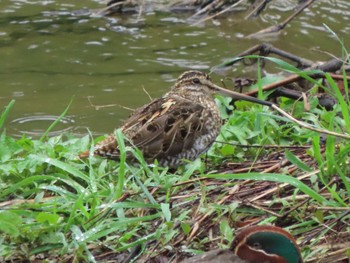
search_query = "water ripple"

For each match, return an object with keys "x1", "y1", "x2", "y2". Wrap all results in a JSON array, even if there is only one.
[{"x1": 10, "y1": 115, "x2": 75, "y2": 137}]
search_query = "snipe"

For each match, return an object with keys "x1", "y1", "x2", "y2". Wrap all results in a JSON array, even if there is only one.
[
  {"x1": 79, "y1": 71, "x2": 271, "y2": 167},
  {"x1": 181, "y1": 225, "x2": 303, "y2": 263}
]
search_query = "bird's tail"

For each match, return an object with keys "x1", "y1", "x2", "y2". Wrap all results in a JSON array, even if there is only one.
[{"x1": 78, "y1": 134, "x2": 120, "y2": 160}]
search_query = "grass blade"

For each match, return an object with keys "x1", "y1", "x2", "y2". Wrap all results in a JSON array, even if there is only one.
[
  {"x1": 285, "y1": 150, "x2": 312, "y2": 172},
  {"x1": 34, "y1": 155, "x2": 89, "y2": 184},
  {"x1": 115, "y1": 129, "x2": 126, "y2": 199},
  {"x1": 0, "y1": 100, "x2": 15, "y2": 130},
  {"x1": 40, "y1": 97, "x2": 74, "y2": 142},
  {"x1": 206, "y1": 173, "x2": 327, "y2": 203}
]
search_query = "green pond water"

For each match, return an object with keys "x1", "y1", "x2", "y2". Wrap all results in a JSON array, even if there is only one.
[{"x1": 1, "y1": 0, "x2": 350, "y2": 137}]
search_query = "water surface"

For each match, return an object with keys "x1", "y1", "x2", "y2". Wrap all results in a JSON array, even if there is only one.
[{"x1": 1, "y1": 0, "x2": 349, "y2": 137}]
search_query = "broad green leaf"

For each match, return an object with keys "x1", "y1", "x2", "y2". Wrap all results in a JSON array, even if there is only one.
[
  {"x1": 181, "y1": 223, "x2": 191, "y2": 236},
  {"x1": 36, "y1": 212, "x2": 60, "y2": 225},
  {"x1": 161, "y1": 203, "x2": 171, "y2": 222},
  {"x1": 220, "y1": 220, "x2": 233, "y2": 243},
  {"x1": 0, "y1": 211, "x2": 22, "y2": 237},
  {"x1": 285, "y1": 150, "x2": 312, "y2": 172}
]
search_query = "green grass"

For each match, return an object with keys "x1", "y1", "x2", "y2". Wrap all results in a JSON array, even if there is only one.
[{"x1": 0, "y1": 66, "x2": 350, "y2": 262}]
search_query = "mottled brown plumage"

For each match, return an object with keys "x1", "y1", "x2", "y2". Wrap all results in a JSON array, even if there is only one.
[{"x1": 79, "y1": 71, "x2": 271, "y2": 167}]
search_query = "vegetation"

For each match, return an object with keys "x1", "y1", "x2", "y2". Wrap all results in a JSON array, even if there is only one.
[{"x1": 0, "y1": 59, "x2": 349, "y2": 262}]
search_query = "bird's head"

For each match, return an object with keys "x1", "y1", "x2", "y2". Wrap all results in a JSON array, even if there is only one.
[
  {"x1": 171, "y1": 70, "x2": 271, "y2": 106},
  {"x1": 231, "y1": 225, "x2": 303, "y2": 263}
]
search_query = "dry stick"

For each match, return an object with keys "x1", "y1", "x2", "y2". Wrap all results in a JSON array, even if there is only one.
[
  {"x1": 225, "y1": 46, "x2": 343, "y2": 74},
  {"x1": 185, "y1": 178, "x2": 286, "y2": 242},
  {"x1": 95, "y1": 1, "x2": 126, "y2": 16},
  {"x1": 170, "y1": 0, "x2": 196, "y2": 8},
  {"x1": 227, "y1": 160, "x2": 279, "y2": 166},
  {"x1": 136, "y1": 0, "x2": 144, "y2": 21},
  {"x1": 191, "y1": 0, "x2": 245, "y2": 26},
  {"x1": 227, "y1": 163, "x2": 278, "y2": 173},
  {"x1": 223, "y1": 43, "x2": 314, "y2": 68},
  {"x1": 0, "y1": 196, "x2": 57, "y2": 208},
  {"x1": 87, "y1": 96, "x2": 134, "y2": 111},
  {"x1": 271, "y1": 104, "x2": 350, "y2": 140},
  {"x1": 245, "y1": 72, "x2": 350, "y2": 97},
  {"x1": 186, "y1": 186, "x2": 239, "y2": 244},
  {"x1": 301, "y1": 209, "x2": 350, "y2": 246},
  {"x1": 177, "y1": 166, "x2": 310, "y2": 244},
  {"x1": 315, "y1": 58, "x2": 346, "y2": 73},
  {"x1": 245, "y1": 0, "x2": 271, "y2": 19},
  {"x1": 246, "y1": 0, "x2": 316, "y2": 38},
  {"x1": 173, "y1": 171, "x2": 272, "y2": 188},
  {"x1": 236, "y1": 184, "x2": 273, "y2": 199},
  {"x1": 225, "y1": 149, "x2": 309, "y2": 196},
  {"x1": 215, "y1": 141, "x2": 310, "y2": 149},
  {"x1": 268, "y1": 194, "x2": 326, "y2": 202},
  {"x1": 190, "y1": 0, "x2": 222, "y2": 18},
  {"x1": 308, "y1": 241, "x2": 350, "y2": 251},
  {"x1": 301, "y1": 92, "x2": 310, "y2": 111},
  {"x1": 306, "y1": 206, "x2": 350, "y2": 211},
  {"x1": 280, "y1": 198, "x2": 311, "y2": 219},
  {"x1": 245, "y1": 202, "x2": 281, "y2": 217},
  {"x1": 173, "y1": 177, "x2": 207, "y2": 187},
  {"x1": 261, "y1": 159, "x2": 290, "y2": 173},
  {"x1": 287, "y1": 165, "x2": 299, "y2": 175},
  {"x1": 247, "y1": 75, "x2": 302, "y2": 96},
  {"x1": 142, "y1": 86, "x2": 153, "y2": 101},
  {"x1": 316, "y1": 73, "x2": 348, "y2": 81},
  {"x1": 306, "y1": 247, "x2": 350, "y2": 263}
]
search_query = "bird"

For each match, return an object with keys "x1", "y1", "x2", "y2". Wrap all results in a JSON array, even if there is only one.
[
  {"x1": 180, "y1": 225, "x2": 303, "y2": 263},
  {"x1": 79, "y1": 71, "x2": 271, "y2": 167}
]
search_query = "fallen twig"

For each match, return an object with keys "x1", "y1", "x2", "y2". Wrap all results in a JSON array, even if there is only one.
[
  {"x1": 245, "y1": 0, "x2": 271, "y2": 19},
  {"x1": 191, "y1": 0, "x2": 245, "y2": 26},
  {"x1": 247, "y1": 0, "x2": 316, "y2": 38}
]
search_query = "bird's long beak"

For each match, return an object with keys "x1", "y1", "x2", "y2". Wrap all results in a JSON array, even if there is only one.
[{"x1": 210, "y1": 82, "x2": 272, "y2": 107}]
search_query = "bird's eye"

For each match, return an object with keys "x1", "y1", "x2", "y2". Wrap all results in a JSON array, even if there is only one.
[
  {"x1": 252, "y1": 242, "x2": 262, "y2": 250},
  {"x1": 192, "y1": 78, "x2": 200, "y2": 84}
]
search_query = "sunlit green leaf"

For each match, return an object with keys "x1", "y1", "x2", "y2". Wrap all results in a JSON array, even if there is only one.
[
  {"x1": 36, "y1": 212, "x2": 60, "y2": 225},
  {"x1": 285, "y1": 150, "x2": 312, "y2": 172},
  {"x1": 161, "y1": 203, "x2": 171, "y2": 222},
  {"x1": 0, "y1": 211, "x2": 22, "y2": 237}
]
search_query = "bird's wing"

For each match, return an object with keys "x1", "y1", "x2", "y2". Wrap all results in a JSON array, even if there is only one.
[
  {"x1": 122, "y1": 96, "x2": 205, "y2": 160},
  {"x1": 81, "y1": 96, "x2": 206, "y2": 162}
]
